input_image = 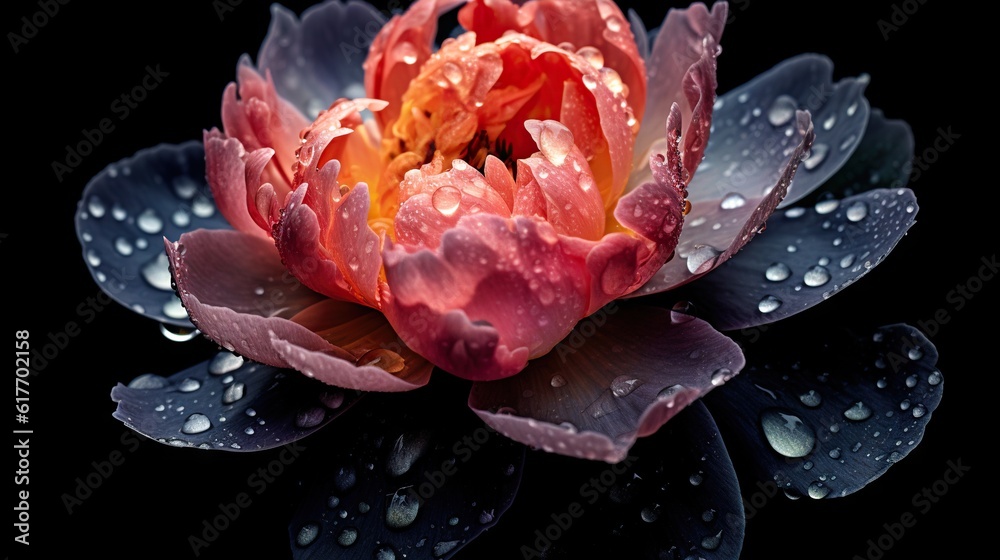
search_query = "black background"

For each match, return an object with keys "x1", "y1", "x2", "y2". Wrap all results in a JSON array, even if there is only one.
[{"x1": 7, "y1": 1, "x2": 989, "y2": 559}]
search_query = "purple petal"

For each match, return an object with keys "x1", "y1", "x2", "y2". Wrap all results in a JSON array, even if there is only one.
[
  {"x1": 809, "y1": 109, "x2": 914, "y2": 199},
  {"x1": 75, "y1": 141, "x2": 230, "y2": 326},
  {"x1": 111, "y1": 351, "x2": 361, "y2": 451},
  {"x1": 688, "y1": 54, "x2": 870, "y2": 208},
  {"x1": 706, "y1": 324, "x2": 943, "y2": 499},
  {"x1": 167, "y1": 229, "x2": 432, "y2": 392},
  {"x1": 466, "y1": 402, "x2": 744, "y2": 559},
  {"x1": 257, "y1": 1, "x2": 387, "y2": 119},
  {"x1": 468, "y1": 305, "x2": 745, "y2": 463},
  {"x1": 632, "y1": 111, "x2": 815, "y2": 296},
  {"x1": 672, "y1": 188, "x2": 919, "y2": 331},
  {"x1": 287, "y1": 393, "x2": 525, "y2": 559}
]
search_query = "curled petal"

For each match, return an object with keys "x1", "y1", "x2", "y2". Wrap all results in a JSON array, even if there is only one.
[
  {"x1": 634, "y1": 1, "x2": 726, "y2": 183},
  {"x1": 167, "y1": 229, "x2": 428, "y2": 392},
  {"x1": 469, "y1": 305, "x2": 745, "y2": 462}
]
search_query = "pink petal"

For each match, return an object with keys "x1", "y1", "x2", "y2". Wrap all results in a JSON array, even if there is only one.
[
  {"x1": 634, "y1": 2, "x2": 726, "y2": 184},
  {"x1": 633, "y1": 111, "x2": 816, "y2": 296},
  {"x1": 166, "y1": 229, "x2": 428, "y2": 392},
  {"x1": 364, "y1": 0, "x2": 467, "y2": 130},
  {"x1": 221, "y1": 57, "x2": 310, "y2": 193},
  {"x1": 515, "y1": 120, "x2": 606, "y2": 240},
  {"x1": 383, "y1": 214, "x2": 594, "y2": 379},
  {"x1": 394, "y1": 157, "x2": 512, "y2": 249},
  {"x1": 468, "y1": 305, "x2": 745, "y2": 462},
  {"x1": 458, "y1": 0, "x2": 648, "y2": 123},
  {"x1": 203, "y1": 129, "x2": 270, "y2": 238}
]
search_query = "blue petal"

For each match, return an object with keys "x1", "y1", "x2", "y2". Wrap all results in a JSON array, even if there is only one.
[
  {"x1": 462, "y1": 402, "x2": 744, "y2": 559},
  {"x1": 111, "y1": 351, "x2": 361, "y2": 451},
  {"x1": 75, "y1": 141, "x2": 230, "y2": 327},
  {"x1": 706, "y1": 324, "x2": 943, "y2": 499},
  {"x1": 286, "y1": 392, "x2": 525, "y2": 559},
  {"x1": 674, "y1": 188, "x2": 919, "y2": 331},
  {"x1": 257, "y1": 1, "x2": 388, "y2": 119},
  {"x1": 691, "y1": 54, "x2": 870, "y2": 208}
]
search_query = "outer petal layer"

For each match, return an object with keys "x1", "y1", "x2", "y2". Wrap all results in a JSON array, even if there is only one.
[
  {"x1": 167, "y1": 229, "x2": 431, "y2": 391},
  {"x1": 468, "y1": 305, "x2": 745, "y2": 462}
]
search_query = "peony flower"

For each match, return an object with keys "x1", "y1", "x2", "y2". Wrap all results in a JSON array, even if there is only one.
[{"x1": 75, "y1": 0, "x2": 944, "y2": 557}]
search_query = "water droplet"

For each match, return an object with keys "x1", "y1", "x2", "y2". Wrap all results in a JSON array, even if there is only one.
[
  {"x1": 537, "y1": 121, "x2": 574, "y2": 165},
  {"x1": 178, "y1": 378, "x2": 201, "y2": 392},
  {"x1": 803, "y1": 265, "x2": 831, "y2": 287},
  {"x1": 136, "y1": 209, "x2": 164, "y2": 234},
  {"x1": 181, "y1": 413, "x2": 211, "y2": 434},
  {"x1": 686, "y1": 245, "x2": 720, "y2": 274},
  {"x1": 112, "y1": 203, "x2": 127, "y2": 221},
  {"x1": 807, "y1": 481, "x2": 831, "y2": 499},
  {"x1": 765, "y1": 262, "x2": 791, "y2": 282},
  {"x1": 244, "y1": 427, "x2": 255, "y2": 435},
  {"x1": 640, "y1": 505, "x2": 660, "y2": 523},
  {"x1": 295, "y1": 523, "x2": 319, "y2": 547},
  {"x1": 86, "y1": 249, "x2": 102, "y2": 267},
  {"x1": 829, "y1": 447, "x2": 842, "y2": 459},
  {"x1": 192, "y1": 196, "x2": 215, "y2": 218},
  {"x1": 760, "y1": 409, "x2": 815, "y2": 458},
  {"x1": 823, "y1": 114, "x2": 837, "y2": 130},
  {"x1": 911, "y1": 404, "x2": 927, "y2": 418},
  {"x1": 720, "y1": 192, "x2": 747, "y2": 210},
  {"x1": 163, "y1": 296, "x2": 187, "y2": 320},
  {"x1": 433, "y1": 541, "x2": 460, "y2": 558},
  {"x1": 375, "y1": 545, "x2": 397, "y2": 560},
  {"x1": 575, "y1": 45, "x2": 604, "y2": 68},
  {"x1": 442, "y1": 61, "x2": 463, "y2": 85},
  {"x1": 386, "y1": 489, "x2": 420, "y2": 529},
  {"x1": 387, "y1": 432, "x2": 430, "y2": 477},
  {"x1": 846, "y1": 200, "x2": 868, "y2": 222},
  {"x1": 701, "y1": 530, "x2": 723, "y2": 551},
  {"x1": 209, "y1": 352, "x2": 244, "y2": 375},
  {"x1": 396, "y1": 41, "x2": 418, "y2": 65},
  {"x1": 582, "y1": 74, "x2": 598, "y2": 90},
  {"x1": 222, "y1": 382, "x2": 245, "y2": 404},
  {"x1": 172, "y1": 209, "x2": 191, "y2": 227},
  {"x1": 334, "y1": 466, "x2": 357, "y2": 493},
  {"x1": 802, "y1": 143, "x2": 829, "y2": 170},
  {"x1": 799, "y1": 390, "x2": 822, "y2": 408},
  {"x1": 907, "y1": 346, "x2": 924, "y2": 360},
  {"x1": 689, "y1": 472, "x2": 704, "y2": 486},
  {"x1": 128, "y1": 373, "x2": 168, "y2": 389},
  {"x1": 296, "y1": 407, "x2": 326, "y2": 428},
  {"x1": 815, "y1": 199, "x2": 839, "y2": 214},
  {"x1": 432, "y1": 186, "x2": 462, "y2": 217},
  {"x1": 767, "y1": 95, "x2": 797, "y2": 126},
  {"x1": 840, "y1": 254, "x2": 856, "y2": 269},
  {"x1": 610, "y1": 375, "x2": 640, "y2": 397},
  {"x1": 336, "y1": 527, "x2": 358, "y2": 547},
  {"x1": 758, "y1": 295, "x2": 782, "y2": 314},
  {"x1": 843, "y1": 401, "x2": 873, "y2": 421},
  {"x1": 142, "y1": 253, "x2": 173, "y2": 291},
  {"x1": 88, "y1": 196, "x2": 107, "y2": 217},
  {"x1": 928, "y1": 371, "x2": 942, "y2": 386},
  {"x1": 905, "y1": 374, "x2": 918, "y2": 388}
]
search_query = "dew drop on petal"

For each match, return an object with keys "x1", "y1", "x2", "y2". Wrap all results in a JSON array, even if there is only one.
[
  {"x1": 550, "y1": 375, "x2": 567, "y2": 388},
  {"x1": 803, "y1": 265, "x2": 831, "y2": 287},
  {"x1": 537, "y1": 121, "x2": 574, "y2": 166},
  {"x1": 610, "y1": 375, "x2": 640, "y2": 397},
  {"x1": 181, "y1": 413, "x2": 212, "y2": 434},
  {"x1": 767, "y1": 95, "x2": 797, "y2": 127},
  {"x1": 758, "y1": 295, "x2": 782, "y2": 314},
  {"x1": 295, "y1": 523, "x2": 319, "y2": 547},
  {"x1": 686, "y1": 245, "x2": 721, "y2": 274},
  {"x1": 765, "y1": 262, "x2": 791, "y2": 282},
  {"x1": 432, "y1": 186, "x2": 462, "y2": 217},
  {"x1": 142, "y1": 253, "x2": 174, "y2": 291},
  {"x1": 575, "y1": 46, "x2": 604, "y2": 69},
  {"x1": 802, "y1": 143, "x2": 829, "y2": 170},
  {"x1": 137, "y1": 209, "x2": 164, "y2": 234},
  {"x1": 799, "y1": 390, "x2": 822, "y2": 408},
  {"x1": 844, "y1": 401, "x2": 873, "y2": 421},
  {"x1": 385, "y1": 489, "x2": 420, "y2": 529},
  {"x1": 846, "y1": 200, "x2": 868, "y2": 222},
  {"x1": 760, "y1": 409, "x2": 815, "y2": 458},
  {"x1": 720, "y1": 192, "x2": 747, "y2": 210}
]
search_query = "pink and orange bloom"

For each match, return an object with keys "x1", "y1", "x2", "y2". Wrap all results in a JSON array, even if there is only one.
[{"x1": 76, "y1": 0, "x2": 943, "y2": 556}]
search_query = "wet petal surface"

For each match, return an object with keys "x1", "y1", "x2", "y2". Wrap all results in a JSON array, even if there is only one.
[
  {"x1": 75, "y1": 141, "x2": 230, "y2": 327},
  {"x1": 469, "y1": 304, "x2": 745, "y2": 462},
  {"x1": 672, "y1": 188, "x2": 919, "y2": 331},
  {"x1": 111, "y1": 351, "x2": 361, "y2": 451},
  {"x1": 706, "y1": 324, "x2": 943, "y2": 499},
  {"x1": 287, "y1": 392, "x2": 525, "y2": 559}
]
